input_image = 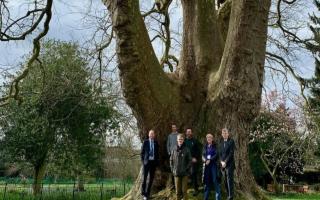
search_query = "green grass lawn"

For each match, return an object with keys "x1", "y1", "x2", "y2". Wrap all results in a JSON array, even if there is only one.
[
  {"x1": 0, "y1": 191, "x2": 116, "y2": 200},
  {"x1": 0, "y1": 180, "x2": 132, "y2": 200},
  {"x1": 2, "y1": 192, "x2": 320, "y2": 200},
  {"x1": 1, "y1": 183, "x2": 320, "y2": 200},
  {"x1": 270, "y1": 193, "x2": 320, "y2": 200}
]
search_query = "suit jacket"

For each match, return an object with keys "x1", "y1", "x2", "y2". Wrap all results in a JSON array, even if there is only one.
[
  {"x1": 141, "y1": 139, "x2": 159, "y2": 165},
  {"x1": 218, "y1": 138, "x2": 235, "y2": 169},
  {"x1": 170, "y1": 144, "x2": 192, "y2": 177},
  {"x1": 166, "y1": 132, "x2": 178, "y2": 155},
  {"x1": 185, "y1": 137, "x2": 201, "y2": 160},
  {"x1": 202, "y1": 143, "x2": 219, "y2": 165},
  {"x1": 202, "y1": 143, "x2": 221, "y2": 184}
]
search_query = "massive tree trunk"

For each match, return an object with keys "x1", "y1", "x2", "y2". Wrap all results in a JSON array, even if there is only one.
[{"x1": 104, "y1": 0, "x2": 271, "y2": 199}]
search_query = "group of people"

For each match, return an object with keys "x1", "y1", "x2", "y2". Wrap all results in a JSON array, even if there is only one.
[{"x1": 141, "y1": 124, "x2": 235, "y2": 200}]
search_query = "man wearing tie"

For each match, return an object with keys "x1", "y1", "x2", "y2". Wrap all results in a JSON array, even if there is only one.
[
  {"x1": 218, "y1": 128, "x2": 235, "y2": 200},
  {"x1": 141, "y1": 129, "x2": 159, "y2": 200}
]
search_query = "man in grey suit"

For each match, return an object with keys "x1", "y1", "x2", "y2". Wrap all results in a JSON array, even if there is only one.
[
  {"x1": 167, "y1": 124, "x2": 179, "y2": 189},
  {"x1": 218, "y1": 128, "x2": 235, "y2": 200},
  {"x1": 167, "y1": 124, "x2": 178, "y2": 156}
]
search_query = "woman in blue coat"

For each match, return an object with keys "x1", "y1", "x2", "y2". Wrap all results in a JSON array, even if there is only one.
[{"x1": 202, "y1": 133, "x2": 221, "y2": 200}]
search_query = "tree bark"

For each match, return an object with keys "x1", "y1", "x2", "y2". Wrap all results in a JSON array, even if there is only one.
[
  {"x1": 33, "y1": 161, "x2": 46, "y2": 195},
  {"x1": 104, "y1": 0, "x2": 271, "y2": 199},
  {"x1": 77, "y1": 175, "x2": 85, "y2": 191}
]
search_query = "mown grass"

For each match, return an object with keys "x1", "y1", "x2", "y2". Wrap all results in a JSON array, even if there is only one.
[
  {"x1": 0, "y1": 191, "x2": 116, "y2": 200},
  {"x1": 0, "y1": 180, "x2": 132, "y2": 200},
  {"x1": 1, "y1": 182, "x2": 320, "y2": 200},
  {"x1": 270, "y1": 193, "x2": 320, "y2": 200},
  {"x1": 2, "y1": 191, "x2": 320, "y2": 200}
]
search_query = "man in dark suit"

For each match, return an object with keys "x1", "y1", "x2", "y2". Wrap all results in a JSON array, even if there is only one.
[
  {"x1": 141, "y1": 129, "x2": 159, "y2": 200},
  {"x1": 185, "y1": 128, "x2": 201, "y2": 196},
  {"x1": 218, "y1": 128, "x2": 235, "y2": 200}
]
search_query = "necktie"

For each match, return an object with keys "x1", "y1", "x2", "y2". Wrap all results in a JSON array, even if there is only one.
[{"x1": 150, "y1": 141, "x2": 154, "y2": 158}]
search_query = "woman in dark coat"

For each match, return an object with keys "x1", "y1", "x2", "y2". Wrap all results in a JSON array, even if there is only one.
[{"x1": 202, "y1": 133, "x2": 221, "y2": 200}]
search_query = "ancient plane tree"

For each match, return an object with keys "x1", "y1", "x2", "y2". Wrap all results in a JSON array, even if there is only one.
[{"x1": 103, "y1": 0, "x2": 271, "y2": 199}]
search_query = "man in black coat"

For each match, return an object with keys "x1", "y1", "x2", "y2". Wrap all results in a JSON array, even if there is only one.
[
  {"x1": 185, "y1": 128, "x2": 201, "y2": 196},
  {"x1": 218, "y1": 128, "x2": 235, "y2": 200},
  {"x1": 141, "y1": 129, "x2": 159, "y2": 200}
]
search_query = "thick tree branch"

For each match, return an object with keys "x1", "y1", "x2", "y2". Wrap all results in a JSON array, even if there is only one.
[
  {"x1": 217, "y1": 0, "x2": 232, "y2": 42},
  {"x1": 179, "y1": 0, "x2": 223, "y2": 76},
  {"x1": 104, "y1": 0, "x2": 180, "y2": 136},
  {"x1": 209, "y1": 0, "x2": 271, "y2": 121},
  {"x1": 177, "y1": 0, "x2": 223, "y2": 106}
]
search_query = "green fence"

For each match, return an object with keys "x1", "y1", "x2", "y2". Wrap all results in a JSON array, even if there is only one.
[{"x1": 0, "y1": 178, "x2": 133, "y2": 200}]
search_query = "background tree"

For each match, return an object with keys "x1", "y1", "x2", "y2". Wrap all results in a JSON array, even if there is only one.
[
  {"x1": 307, "y1": 0, "x2": 320, "y2": 117},
  {"x1": 307, "y1": 0, "x2": 320, "y2": 163},
  {"x1": 308, "y1": 0, "x2": 320, "y2": 124},
  {"x1": 250, "y1": 99, "x2": 305, "y2": 193},
  {"x1": 0, "y1": 40, "x2": 120, "y2": 195}
]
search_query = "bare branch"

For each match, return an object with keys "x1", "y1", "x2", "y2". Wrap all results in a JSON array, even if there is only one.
[
  {"x1": 141, "y1": 4, "x2": 157, "y2": 18},
  {"x1": 0, "y1": 0, "x2": 53, "y2": 106},
  {"x1": 0, "y1": 1, "x2": 48, "y2": 41},
  {"x1": 265, "y1": 51, "x2": 309, "y2": 105},
  {"x1": 142, "y1": 0, "x2": 177, "y2": 71},
  {"x1": 275, "y1": 0, "x2": 306, "y2": 44}
]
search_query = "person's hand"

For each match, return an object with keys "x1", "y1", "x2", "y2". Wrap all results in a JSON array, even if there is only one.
[
  {"x1": 221, "y1": 161, "x2": 226, "y2": 168},
  {"x1": 205, "y1": 160, "x2": 210, "y2": 165},
  {"x1": 192, "y1": 158, "x2": 197, "y2": 163}
]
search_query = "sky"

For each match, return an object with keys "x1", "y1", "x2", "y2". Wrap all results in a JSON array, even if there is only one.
[
  {"x1": 0, "y1": 0, "x2": 103, "y2": 67},
  {"x1": 0, "y1": 0, "x2": 318, "y2": 136},
  {"x1": 0, "y1": 0, "x2": 315, "y2": 77}
]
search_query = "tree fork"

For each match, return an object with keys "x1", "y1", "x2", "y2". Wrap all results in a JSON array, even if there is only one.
[{"x1": 104, "y1": 0, "x2": 181, "y2": 129}]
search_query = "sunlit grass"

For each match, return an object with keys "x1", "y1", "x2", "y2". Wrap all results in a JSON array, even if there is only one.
[{"x1": 270, "y1": 193, "x2": 320, "y2": 200}]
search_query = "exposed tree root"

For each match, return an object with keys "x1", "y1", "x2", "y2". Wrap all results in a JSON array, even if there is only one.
[{"x1": 112, "y1": 185, "x2": 270, "y2": 200}]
